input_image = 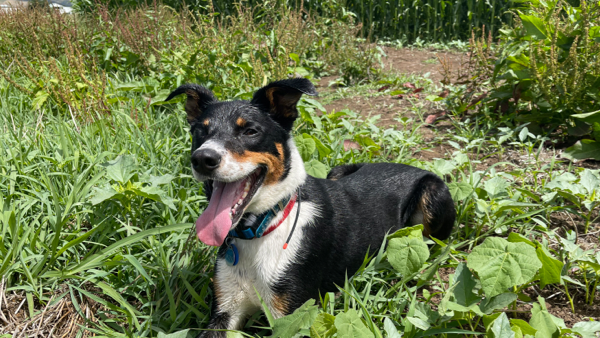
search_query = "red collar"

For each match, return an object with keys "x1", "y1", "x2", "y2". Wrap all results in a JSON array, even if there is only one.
[{"x1": 262, "y1": 193, "x2": 297, "y2": 237}]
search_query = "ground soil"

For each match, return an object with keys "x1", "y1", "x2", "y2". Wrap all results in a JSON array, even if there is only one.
[{"x1": 317, "y1": 47, "x2": 464, "y2": 126}]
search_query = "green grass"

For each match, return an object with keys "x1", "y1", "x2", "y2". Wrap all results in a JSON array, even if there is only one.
[{"x1": 1, "y1": 4, "x2": 599, "y2": 338}]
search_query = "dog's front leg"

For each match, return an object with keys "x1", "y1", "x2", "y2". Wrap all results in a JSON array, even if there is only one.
[{"x1": 197, "y1": 261, "x2": 256, "y2": 338}]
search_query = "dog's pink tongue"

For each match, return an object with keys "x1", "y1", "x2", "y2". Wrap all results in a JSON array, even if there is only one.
[{"x1": 196, "y1": 180, "x2": 241, "y2": 246}]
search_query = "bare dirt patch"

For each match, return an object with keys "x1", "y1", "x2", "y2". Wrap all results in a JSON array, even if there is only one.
[
  {"x1": 380, "y1": 47, "x2": 464, "y2": 84},
  {"x1": 317, "y1": 47, "x2": 465, "y2": 127}
]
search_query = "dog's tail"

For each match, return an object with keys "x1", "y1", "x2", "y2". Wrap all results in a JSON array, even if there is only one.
[{"x1": 404, "y1": 175, "x2": 456, "y2": 240}]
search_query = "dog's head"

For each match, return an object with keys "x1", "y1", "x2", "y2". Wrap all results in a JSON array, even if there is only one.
[{"x1": 166, "y1": 78, "x2": 317, "y2": 246}]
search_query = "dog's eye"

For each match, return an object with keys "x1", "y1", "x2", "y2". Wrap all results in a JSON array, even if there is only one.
[{"x1": 243, "y1": 128, "x2": 258, "y2": 136}]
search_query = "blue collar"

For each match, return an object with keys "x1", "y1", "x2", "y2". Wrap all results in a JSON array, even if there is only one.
[{"x1": 228, "y1": 193, "x2": 295, "y2": 240}]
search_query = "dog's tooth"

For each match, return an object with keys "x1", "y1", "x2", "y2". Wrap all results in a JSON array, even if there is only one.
[{"x1": 242, "y1": 192, "x2": 248, "y2": 198}]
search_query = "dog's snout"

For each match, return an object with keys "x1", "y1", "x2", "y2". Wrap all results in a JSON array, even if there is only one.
[{"x1": 192, "y1": 149, "x2": 222, "y2": 174}]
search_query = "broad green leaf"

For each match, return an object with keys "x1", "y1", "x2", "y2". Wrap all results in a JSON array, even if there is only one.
[
  {"x1": 572, "y1": 321, "x2": 600, "y2": 338},
  {"x1": 579, "y1": 169, "x2": 600, "y2": 195},
  {"x1": 305, "y1": 159, "x2": 328, "y2": 179},
  {"x1": 157, "y1": 330, "x2": 190, "y2": 338},
  {"x1": 270, "y1": 299, "x2": 318, "y2": 338},
  {"x1": 387, "y1": 224, "x2": 424, "y2": 240},
  {"x1": 510, "y1": 319, "x2": 537, "y2": 336},
  {"x1": 355, "y1": 135, "x2": 380, "y2": 151},
  {"x1": 447, "y1": 182, "x2": 474, "y2": 201},
  {"x1": 289, "y1": 53, "x2": 300, "y2": 63},
  {"x1": 512, "y1": 326, "x2": 523, "y2": 338},
  {"x1": 446, "y1": 301, "x2": 483, "y2": 315},
  {"x1": 545, "y1": 172, "x2": 578, "y2": 190},
  {"x1": 406, "y1": 316, "x2": 430, "y2": 330},
  {"x1": 530, "y1": 298, "x2": 559, "y2": 338},
  {"x1": 32, "y1": 90, "x2": 50, "y2": 109},
  {"x1": 541, "y1": 192, "x2": 557, "y2": 203},
  {"x1": 484, "y1": 313, "x2": 502, "y2": 331},
  {"x1": 432, "y1": 159, "x2": 455, "y2": 176},
  {"x1": 149, "y1": 174, "x2": 175, "y2": 186},
  {"x1": 414, "y1": 302, "x2": 440, "y2": 326},
  {"x1": 90, "y1": 187, "x2": 119, "y2": 205},
  {"x1": 312, "y1": 136, "x2": 332, "y2": 158},
  {"x1": 383, "y1": 318, "x2": 401, "y2": 338},
  {"x1": 490, "y1": 313, "x2": 515, "y2": 338},
  {"x1": 294, "y1": 134, "x2": 317, "y2": 162},
  {"x1": 387, "y1": 236, "x2": 429, "y2": 276},
  {"x1": 135, "y1": 185, "x2": 164, "y2": 201},
  {"x1": 453, "y1": 263, "x2": 480, "y2": 307},
  {"x1": 484, "y1": 176, "x2": 509, "y2": 199},
  {"x1": 103, "y1": 155, "x2": 136, "y2": 184},
  {"x1": 151, "y1": 89, "x2": 172, "y2": 105},
  {"x1": 467, "y1": 237, "x2": 542, "y2": 297},
  {"x1": 536, "y1": 247, "x2": 563, "y2": 288},
  {"x1": 480, "y1": 293, "x2": 518, "y2": 315},
  {"x1": 572, "y1": 110, "x2": 600, "y2": 124},
  {"x1": 518, "y1": 127, "x2": 529, "y2": 142},
  {"x1": 334, "y1": 309, "x2": 374, "y2": 338},
  {"x1": 563, "y1": 140, "x2": 600, "y2": 161},
  {"x1": 507, "y1": 233, "x2": 535, "y2": 247},
  {"x1": 303, "y1": 97, "x2": 326, "y2": 113},
  {"x1": 135, "y1": 186, "x2": 177, "y2": 210},
  {"x1": 519, "y1": 14, "x2": 548, "y2": 39},
  {"x1": 310, "y1": 313, "x2": 336, "y2": 338}
]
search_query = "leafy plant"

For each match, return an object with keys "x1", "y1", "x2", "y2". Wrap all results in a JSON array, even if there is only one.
[{"x1": 448, "y1": 0, "x2": 600, "y2": 159}]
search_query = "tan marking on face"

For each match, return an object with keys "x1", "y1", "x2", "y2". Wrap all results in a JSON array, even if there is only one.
[
  {"x1": 419, "y1": 190, "x2": 433, "y2": 238},
  {"x1": 203, "y1": 119, "x2": 210, "y2": 126},
  {"x1": 231, "y1": 143, "x2": 285, "y2": 185},
  {"x1": 275, "y1": 143, "x2": 284, "y2": 161},
  {"x1": 236, "y1": 117, "x2": 246, "y2": 127},
  {"x1": 272, "y1": 293, "x2": 290, "y2": 316}
]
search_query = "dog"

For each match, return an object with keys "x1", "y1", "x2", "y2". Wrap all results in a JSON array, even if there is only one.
[{"x1": 165, "y1": 78, "x2": 456, "y2": 337}]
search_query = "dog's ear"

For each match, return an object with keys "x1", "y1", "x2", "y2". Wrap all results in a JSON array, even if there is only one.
[
  {"x1": 251, "y1": 78, "x2": 317, "y2": 131},
  {"x1": 166, "y1": 84, "x2": 216, "y2": 123}
]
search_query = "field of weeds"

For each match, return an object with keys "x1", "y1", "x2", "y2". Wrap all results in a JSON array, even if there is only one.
[{"x1": 0, "y1": 1, "x2": 599, "y2": 338}]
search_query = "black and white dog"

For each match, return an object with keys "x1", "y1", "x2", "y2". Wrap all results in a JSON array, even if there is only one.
[{"x1": 166, "y1": 78, "x2": 456, "y2": 337}]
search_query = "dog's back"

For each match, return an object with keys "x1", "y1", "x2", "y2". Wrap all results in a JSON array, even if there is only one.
[
  {"x1": 275, "y1": 163, "x2": 455, "y2": 311},
  {"x1": 328, "y1": 163, "x2": 455, "y2": 239}
]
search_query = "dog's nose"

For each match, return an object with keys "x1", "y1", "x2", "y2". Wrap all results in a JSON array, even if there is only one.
[{"x1": 192, "y1": 149, "x2": 222, "y2": 174}]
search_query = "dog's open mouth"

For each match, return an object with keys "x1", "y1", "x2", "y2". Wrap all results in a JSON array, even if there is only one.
[{"x1": 196, "y1": 168, "x2": 265, "y2": 246}]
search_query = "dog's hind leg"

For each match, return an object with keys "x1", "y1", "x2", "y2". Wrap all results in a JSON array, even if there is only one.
[{"x1": 405, "y1": 175, "x2": 456, "y2": 240}]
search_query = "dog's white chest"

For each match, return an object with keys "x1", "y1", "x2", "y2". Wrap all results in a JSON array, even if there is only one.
[{"x1": 213, "y1": 202, "x2": 318, "y2": 319}]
